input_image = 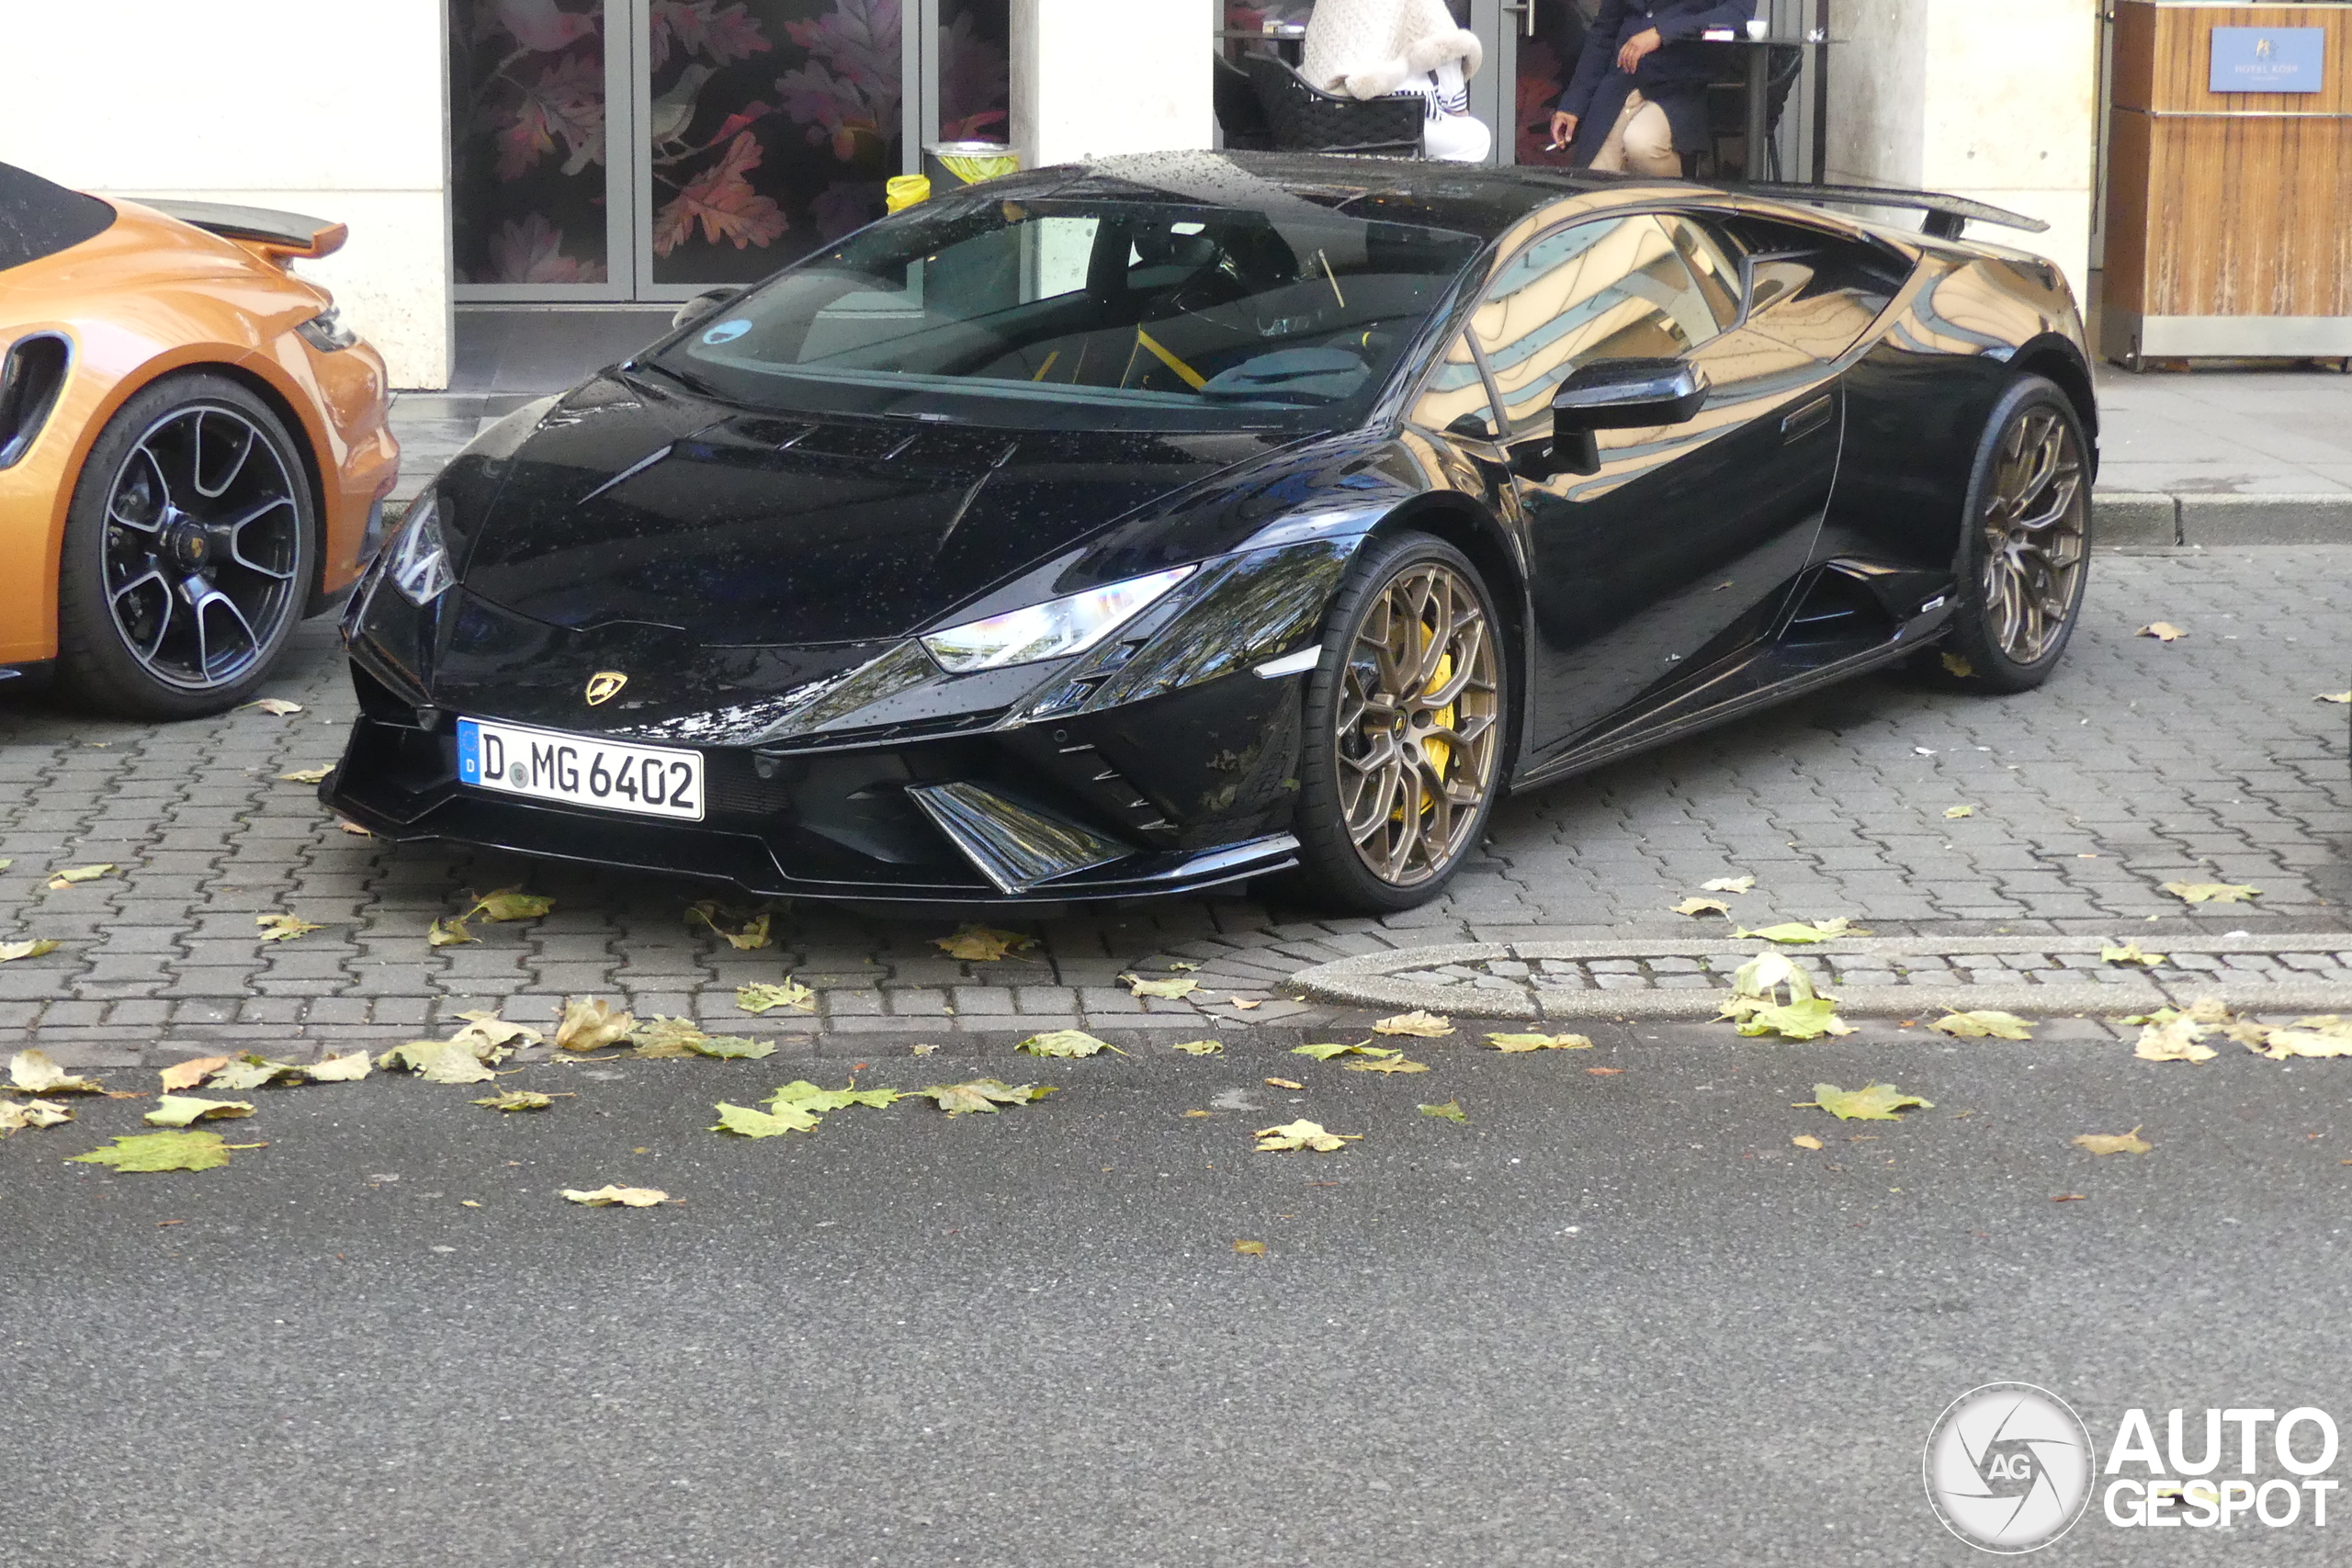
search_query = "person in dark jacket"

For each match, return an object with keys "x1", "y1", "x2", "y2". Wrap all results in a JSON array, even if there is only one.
[{"x1": 1548, "y1": 1, "x2": 1757, "y2": 175}]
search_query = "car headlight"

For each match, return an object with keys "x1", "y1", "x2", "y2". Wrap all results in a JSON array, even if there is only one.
[
  {"x1": 922, "y1": 566, "x2": 1196, "y2": 673},
  {"x1": 296, "y1": 306, "x2": 358, "y2": 353},
  {"x1": 386, "y1": 491, "x2": 455, "y2": 606}
]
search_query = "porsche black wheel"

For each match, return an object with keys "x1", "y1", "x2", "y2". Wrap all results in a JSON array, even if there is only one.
[
  {"x1": 54, "y1": 374, "x2": 316, "y2": 719},
  {"x1": 1921, "y1": 375, "x2": 2092, "y2": 694},
  {"x1": 1287, "y1": 532, "x2": 1506, "y2": 914}
]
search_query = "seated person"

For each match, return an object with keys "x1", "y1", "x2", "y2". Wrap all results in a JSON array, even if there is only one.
[
  {"x1": 1548, "y1": 1, "x2": 1757, "y2": 176},
  {"x1": 1300, "y1": 0, "x2": 1494, "y2": 163}
]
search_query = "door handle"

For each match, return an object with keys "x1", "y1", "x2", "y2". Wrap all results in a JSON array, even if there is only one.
[
  {"x1": 1781, "y1": 394, "x2": 1834, "y2": 443},
  {"x1": 1502, "y1": 4, "x2": 1535, "y2": 38}
]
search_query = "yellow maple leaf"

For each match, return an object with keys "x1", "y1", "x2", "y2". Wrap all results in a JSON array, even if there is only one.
[
  {"x1": 1372, "y1": 1010, "x2": 1452, "y2": 1037},
  {"x1": 935, "y1": 924, "x2": 1033, "y2": 962},
  {"x1": 2074, "y1": 1126, "x2": 2152, "y2": 1156}
]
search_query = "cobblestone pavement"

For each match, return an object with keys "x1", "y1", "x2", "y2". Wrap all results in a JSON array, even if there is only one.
[{"x1": 4, "y1": 547, "x2": 2349, "y2": 1064}]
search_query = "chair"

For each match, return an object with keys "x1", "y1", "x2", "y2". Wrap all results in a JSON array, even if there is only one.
[
  {"x1": 1240, "y1": 54, "x2": 1423, "y2": 156},
  {"x1": 1214, "y1": 52, "x2": 1277, "y2": 152},
  {"x1": 1697, "y1": 44, "x2": 1806, "y2": 181}
]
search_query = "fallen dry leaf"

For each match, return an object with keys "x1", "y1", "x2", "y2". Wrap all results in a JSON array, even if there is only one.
[
  {"x1": 766, "y1": 1080, "x2": 902, "y2": 1115},
  {"x1": 915, "y1": 1078, "x2": 1057, "y2": 1116},
  {"x1": 710, "y1": 1101, "x2": 810, "y2": 1137},
  {"x1": 0, "y1": 1100, "x2": 74, "y2": 1136},
  {"x1": 935, "y1": 924, "x2": 1033, "y2": 962},
  {"x1": 2102, "y1": 942, "x2": 2165, "y2": 966},
  {"x1": 207, "y1": 1055, "x2": 309, "y2": 1091},
  {"x1": 1791, "y1": 1134, "x2": 1824, "y2": 1150},
  {"x1": 1170, "y1": 1040, "x2": 1225, "y2": 1056},
  {"x1": 1483, "y1": 1032, "x2": 1594, "y2": 1052},
  {"x1": 1123, "y1": 974, "x2": 1199, "y2": 1000},
  {"x1": 244, "y1": 697, "x2": 303, "y2": 716},
  {"x1": 737, "y1": 979, "x2": 814, "y2": 1014},
  {"x1": 1183, "y1": 1109, "x2": 1213, "y2": 1118},
  {"x1": 467, "y1": 888, "x2": 552, "y2": 922},
  {"x1": 561, "y1": 1185, "x2": 668, "y2": 1207},
  {"x1": 1263, "y1": 1077, "x2": 1305, "y2": 1090},
  {"x1": 1735, "y1": 918, "x2": 1867, "y2": 944},
  {"x1": 9, "y1": 1049, "x2": 103, "y2": 1095},
  {"x1": 255, "y1": 912, "x2": 322, "y2": 942},
  {"x1": 1944, "y1": 805, "x2": 1975, "y2": 819},
  {"x1": 2319, "y1": 692, "x2": 2352, "y2": 705},
  {"x1": 1373, "y1": 1010, "x2": 1452, "y2": 1038},
  {"x1": 1227, "y1": 997, "x2": 1262, "y2": 1011},
  {"x1": 304, "y1": 1050, "x2": 373, "y2": 1083},
  {"x1": 1719, "y1": 951, "x2": 1855, "y2": 1041},
  {"x1": 337, "y1": 819, "x2": 373, "y2": 837},
  {"x1": 2052, "y1": 1192, "x2": 2088, "y2": 1202},
  {"x1": 629, "y1": 1016, "x2": 714, "y2": 1058},
  {"x1": 1801, "y1": 1083, "x2": 1935, "y2": 1122},
  {"x1": 1586, "y1": 1066, "x2": 1624, "y2": 1076},
  {"x1": 2241, "y1": 1016, "x2": 2352, "y2": 1061},
  {"x1": 1419, "y1": 1100, "x2": 1468, "y2": 1123},
  {"x1": 1930, "y1": 1010, "x2": 2035, "y2": 1041},
  {"x1": 472, "y1": 1089, "x2": 554, "y2": 1112},
  {"x1": 1293, "y1": 1041, "x2": 1382, "y2": 1061},
  {"x1": 2075, "y1": 1126, "x2": 2152, "y2": 1156},
  {"x1": 157, "y1": 1056, "x2": 229, "y2": 1092},
  {"x1": 686, "y1": 901, "x2": 770, "y2": 951},
  {"x1": 426, "y1": 917, "x2": 475, "y2": 948},
  {"x1": 1941, "y1": 652, "x2": 1975, "y2": 678},
  {"x1": 452, "y1": 1011, "x2": 545, "y2": 1049},
  {"x1": 45, "y1": 863, "x2": 113, "y2": 890},
  {"x1": 1253, "y1": 1119, "x2": 1360, "y2": 1153},
  {"x1": 1672, "y1": 897, "x2": 1731, "y2": 918},
  {"x1": 555, "y1": 998, "x2": 635, "y2": 1053},
  {"x1": 142, "y1": 1095, "x2": 254, "y2": 1127},
  {"x1": 2162, "y1": 881, "x2": 2259, "y2": 905},
  {"x1": 1233, "y1": 1239, "x2": 1268, "y2": 1256},
  {"x1": 1702, "y1": 874, "x2": 1757, "y2": 895},
  {"x1": 1348, "y1": 1055, "x2": 1430, "y2": 1075},
  {"x1": 71, "y1": 1130, "x2": 252, "y2": 1172},
  {"x1": 1017, "y1": 1030, "x2": 1122, "y2": 1058},
  {"x1": 278, "y1": 766, "x2": 333, "y2": 783},
  {"x1": 2134, "y1": 1017, "x2": 2216, "y2": 1063},
  {"x1": 0, "y1": 939, "x2": 59, "y2": 963},
  {"x1": 2136, "y1": 622, "x2": 2187, "y2": 642}
]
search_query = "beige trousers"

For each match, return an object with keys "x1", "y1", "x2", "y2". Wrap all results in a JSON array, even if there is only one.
[{"x1": 1587, "y1": 90, "x2": 1679, "y2": 177}]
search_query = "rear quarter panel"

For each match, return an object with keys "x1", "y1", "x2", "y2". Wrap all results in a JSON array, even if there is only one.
[
  {"x1": 1814, "y1": 248, "x2": 2094, "y2": 581},
  {"x1": 0, "y1": 204, "x2": 394, "y2": 662}
]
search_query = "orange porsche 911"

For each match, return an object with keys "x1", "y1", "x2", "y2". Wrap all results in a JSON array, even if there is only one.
[{"x1": 0, "y1": 158, "x2": 398, "y2": 716}]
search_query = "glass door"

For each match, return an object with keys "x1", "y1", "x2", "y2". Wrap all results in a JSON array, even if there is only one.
[{"x1": 453, "y1": 0, "x2": 1010, "y2": 303}]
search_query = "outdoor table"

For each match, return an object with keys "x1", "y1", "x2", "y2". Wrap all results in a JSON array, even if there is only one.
[{"x1": 1701, "y1": 30, "x2": 1831, "y2": 185}]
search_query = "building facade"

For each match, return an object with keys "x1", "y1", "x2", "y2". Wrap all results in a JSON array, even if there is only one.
[{"x1": 1, "y1": 0, "x2": 2098, "y2": 390}]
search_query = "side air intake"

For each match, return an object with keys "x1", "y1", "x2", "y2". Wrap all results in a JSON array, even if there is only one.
[{"x1": 0, "y1": 333, "x2": 70, "y2": 469}]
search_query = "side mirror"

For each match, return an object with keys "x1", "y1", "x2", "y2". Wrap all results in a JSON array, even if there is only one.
[
  {"x1": 1542, "y1": 358, "x2": 1710, "y2": 476},
  {"x1": 671, "y1": 287, "x2": 743, "y2": 331}
]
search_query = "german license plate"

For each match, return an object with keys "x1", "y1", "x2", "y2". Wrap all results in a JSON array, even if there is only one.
[{"x1": 457, "y1": 717, "x2": 705, "y2": 822}]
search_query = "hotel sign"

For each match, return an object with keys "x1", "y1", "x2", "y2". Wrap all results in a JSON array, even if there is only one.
[{"x1": 2210, "y1": 28, "x2": 2325, "y2": 94}]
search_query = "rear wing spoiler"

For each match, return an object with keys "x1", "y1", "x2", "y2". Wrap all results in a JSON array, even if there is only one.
[
  {"x1": 1712, "y1": 182, "x2": 2049, "y2": 241},
  {"x1": 144, "y1": 198, "x2": 347, "y2": 261}
]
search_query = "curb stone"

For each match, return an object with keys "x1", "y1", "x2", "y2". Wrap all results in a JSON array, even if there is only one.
[
  {"x1": 2094, "y1": 491, "x2": 2352, "y2": 547},
  {"x1": 1292, "y1": 933, "x2": 2352, "y2": 1022}
]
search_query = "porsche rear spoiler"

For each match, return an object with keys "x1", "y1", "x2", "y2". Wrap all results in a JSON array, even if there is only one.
[
  {"x1": 1713, "y1": 182, "x2": 2049, "y2": 241},
  {"x1": 143, "y1": 198, "x2": 348, "y2": 261}
]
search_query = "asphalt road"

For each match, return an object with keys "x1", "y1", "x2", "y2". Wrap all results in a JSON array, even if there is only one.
[{"x1": 6, "y1": 1025, "x2": 2346, "y2": 1566}]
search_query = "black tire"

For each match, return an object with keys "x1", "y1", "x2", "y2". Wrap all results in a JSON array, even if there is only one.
[
  {"x1": 54, "y1": 373, "x2": 317, "y2": 719},
  {"x1": 1283, "y1": 530, "x2": 1508, "y2": 915},
  {"x1": 1916, "y1": 374, "x2": 2093, "y2": 694}
]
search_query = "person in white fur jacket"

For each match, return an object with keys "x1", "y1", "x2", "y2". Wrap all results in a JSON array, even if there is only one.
[{"x1": 1298, "y1": 0, "x2": 1494, "y2": 163}]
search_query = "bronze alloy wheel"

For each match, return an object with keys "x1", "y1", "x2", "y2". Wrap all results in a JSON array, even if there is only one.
[
  {"x1": 1335, "y1": 558, "x2": 1502, "y2": 886},
  {"x1": 1977, "y1": 400, "x2": 2089, "y2": 666}
]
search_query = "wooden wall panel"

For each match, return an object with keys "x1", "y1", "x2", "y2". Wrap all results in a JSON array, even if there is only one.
[
  {"x1": 2108, "y1": 4, "x2": 2352, "y2": 322},
  {"x1": 2123, "y1": 2, "x2": 2352, "y2": 114}
]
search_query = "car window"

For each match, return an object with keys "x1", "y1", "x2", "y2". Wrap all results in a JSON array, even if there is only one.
[
  {"x1": 1715, "y1": 214, "x2": 1909, "y2": 360},
  {"x1": 1659, "y1": 215, "x2": 1741, "y2": 331},
  {"x1": 1471, "y1": 214, "x2": 1725, "y2": 438},
  {"x1": 654, "y1": 195, "x2": 1485, "y2": 433},
  {"x1": 1411, "y1": 331, "x2": 1500, "y2": 439}
]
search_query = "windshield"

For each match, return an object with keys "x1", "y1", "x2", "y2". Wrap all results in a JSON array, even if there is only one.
[{"x1": 649, "y1": 192, "x2": 1486, "y2": 432}]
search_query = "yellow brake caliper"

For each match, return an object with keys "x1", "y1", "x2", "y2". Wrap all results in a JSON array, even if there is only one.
[{"x1": 1393, "y1": 615, "x2": 1455, "y2": 822}]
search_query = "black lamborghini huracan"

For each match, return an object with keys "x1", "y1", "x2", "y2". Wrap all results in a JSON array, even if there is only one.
[{"x1": 327, "y1": 151, "x2": 2096, "y2": 913}]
